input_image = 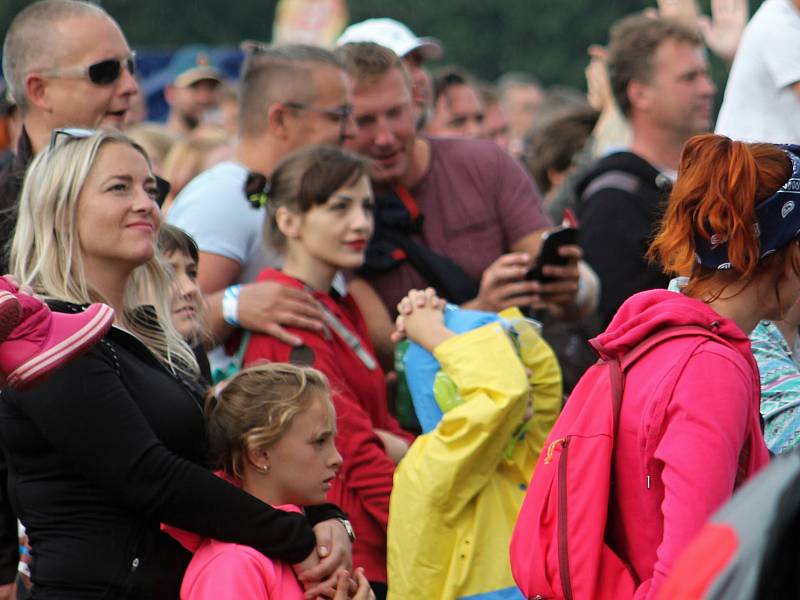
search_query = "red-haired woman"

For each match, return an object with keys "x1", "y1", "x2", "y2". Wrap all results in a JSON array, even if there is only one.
[{"x1": 592, "y1": 134, "x2": 799, "y2": 598}]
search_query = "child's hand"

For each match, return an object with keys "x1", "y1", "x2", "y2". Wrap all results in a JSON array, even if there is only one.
[
  {"x1": 393, "y1": 288, "x2": 453, "y2": 352},
  {"x1": 331, "y1": 567, "x2": 375, "y2": 600},
  {"x1": 391, "y1": 287, "x2": 442, "y2": 343},
  {"x1": 295, "y1": 518, "x2": 354, "y2": 599}
]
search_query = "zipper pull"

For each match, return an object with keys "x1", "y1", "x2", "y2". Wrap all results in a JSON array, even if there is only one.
[
  {"x1": 544, "y1": 437, "x2": 567, "y2": 464},
  {"x1": 646, "y1": 475, "x2": 651, "y2": 490}
]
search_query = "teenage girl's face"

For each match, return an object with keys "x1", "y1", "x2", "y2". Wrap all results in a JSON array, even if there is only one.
[
  {"x1": 292, "y1": 174, "x2": 374, "y2": 271},
  {"x1": 165, "y1": 249, "x2": 204, "y2": 340},
  {"x1": 264, "y1": 394, "x2": 342, "y2": 506}
]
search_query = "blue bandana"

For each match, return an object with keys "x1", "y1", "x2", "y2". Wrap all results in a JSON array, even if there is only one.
[{"x1": 694, "y1": 145, "x2": 800, "y2": 270}]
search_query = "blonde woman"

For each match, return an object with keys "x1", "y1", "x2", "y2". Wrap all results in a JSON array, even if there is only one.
[{"x1": 0, "y1": 129, "x2": 351, "y2": 599}]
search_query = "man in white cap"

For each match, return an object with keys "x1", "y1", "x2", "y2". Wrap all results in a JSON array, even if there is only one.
[{"x1": 337, "y1": 17, "x2": 442, "y2": 127}]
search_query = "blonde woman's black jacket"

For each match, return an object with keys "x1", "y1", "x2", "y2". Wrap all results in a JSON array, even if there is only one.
[{"x1": 0, "y1": 302, "x2": 342, "y2": 599}]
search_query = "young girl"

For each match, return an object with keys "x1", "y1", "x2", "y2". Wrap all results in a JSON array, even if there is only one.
[
  {"x1": 158, "y1": 223, "x2": 212, "y2": 382},
  {"x1": 166, "y1": 363, "x2": 374, "y2": 600},
  {"x1": 243, "y1": 145, "x2": 413, "y2": 598}
]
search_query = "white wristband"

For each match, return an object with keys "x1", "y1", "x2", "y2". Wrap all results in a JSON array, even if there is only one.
[{"x1": 222, "y1": 285, "x2": 241, "y2": 327}]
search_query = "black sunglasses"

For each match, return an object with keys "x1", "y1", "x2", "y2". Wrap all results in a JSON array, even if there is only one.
[
  {"x1": 49, "y1": 127, "x2": 95, "y2": 147},
  {"x1": 41, "y1": 52, "x2": 136, "y2": 86}
]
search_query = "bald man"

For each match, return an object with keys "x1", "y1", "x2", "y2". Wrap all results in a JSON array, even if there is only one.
[{"x1": 0, "y1": 0, "x2": 138, "y2": 270}]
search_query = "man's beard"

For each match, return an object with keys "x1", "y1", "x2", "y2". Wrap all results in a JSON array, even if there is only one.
[{"x1": 181, "y1": 111, "x2": 201, "y2": 131}]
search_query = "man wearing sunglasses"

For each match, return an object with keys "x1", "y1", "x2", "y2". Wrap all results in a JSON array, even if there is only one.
[
  {"x1": 167, "y1": 43, "x2": 357, "y2": 368},
  {"x1": 0, "y1": 0, "x2": 138, "y2": 271}
]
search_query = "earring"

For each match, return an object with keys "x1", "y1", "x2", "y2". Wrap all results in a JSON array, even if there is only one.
[{"x1": 259, "y1": 464, "x2": 270, "y2": 474}]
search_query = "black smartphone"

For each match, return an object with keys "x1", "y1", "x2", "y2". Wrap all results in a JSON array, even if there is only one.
[{"x1": 525, "y1": 226, "x2": 579, "y2": 283}]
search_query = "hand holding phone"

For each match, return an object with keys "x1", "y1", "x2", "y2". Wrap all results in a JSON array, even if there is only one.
[{"x1": 526, "y1": 226, "x2": 579, "y2": 284}]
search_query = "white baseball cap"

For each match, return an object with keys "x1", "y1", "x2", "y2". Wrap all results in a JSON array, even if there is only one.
[{"x1": 336, "y1": 18, "x2": 443, "y2": 60}]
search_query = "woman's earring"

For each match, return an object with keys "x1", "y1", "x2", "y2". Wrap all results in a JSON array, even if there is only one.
[{"x1": 259, "y1": 464, "x2": 270, "y2": 474}]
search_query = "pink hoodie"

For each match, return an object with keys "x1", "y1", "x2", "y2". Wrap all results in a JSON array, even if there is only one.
[
  {"x1": 162, "y1": 473, "x2": 304, "y2": 600},
  {"x1": 595, "y1": 290, "x2": 770, "y2": 600}
]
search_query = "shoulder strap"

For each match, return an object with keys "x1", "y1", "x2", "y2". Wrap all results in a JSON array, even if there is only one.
[
  {"x1": 394, "y1": 185, "x2": 421, "y2": 221},
  {"x1": 581, "y1": 169, "x2": 641, "y2": 203},
  {"x1": 233, "y1": 330, "x2": 252, "y2": 366},
  {"x1": 316, "y1": 302, "x2": 378, "y2": 371},
  {"x1": 608, "y1": 356, "x2": 625, "y2": 439}
]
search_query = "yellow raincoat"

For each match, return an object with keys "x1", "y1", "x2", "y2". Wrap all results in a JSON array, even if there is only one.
[{"x1": 387, "y1": 309, "x2": 562, "y2": 599}]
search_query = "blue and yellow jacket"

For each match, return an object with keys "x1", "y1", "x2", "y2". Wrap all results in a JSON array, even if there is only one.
[{"x1": 387, "y1": 308, "x2": 562, "y2": 599}]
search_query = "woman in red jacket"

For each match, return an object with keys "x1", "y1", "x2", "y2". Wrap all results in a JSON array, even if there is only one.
[{"x1": 243, "y1": 145, "x2": 413, "y2": 599}]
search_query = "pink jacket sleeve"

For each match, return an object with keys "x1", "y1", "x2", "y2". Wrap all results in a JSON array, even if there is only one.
[
  {"x1": 183, "y1": 547, "x2": 273, "y2": 600},
  {"x1": 641, "y1": 347, "x2": 753, "y2": 599}
]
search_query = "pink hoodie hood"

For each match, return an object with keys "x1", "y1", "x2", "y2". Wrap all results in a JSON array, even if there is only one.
[{"x1": 593, "y1": 289, "x2": 753, "y2": 364}]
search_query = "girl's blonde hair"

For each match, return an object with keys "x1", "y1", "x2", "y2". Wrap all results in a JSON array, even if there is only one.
[
  {"x1": 205, "y1": 363, "x2": 330, "y2": 480},
  {"x1": 10, "y1": 129, "x2": 198, "y2": 377}
]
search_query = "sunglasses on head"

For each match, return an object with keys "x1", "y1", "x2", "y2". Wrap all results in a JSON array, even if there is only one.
[
  {"x1": 49, "y1": 127, "x2": 95, "y2": 147},
  {"x1": 40, "y1": 52, "x2": 136, "y2": 86}
]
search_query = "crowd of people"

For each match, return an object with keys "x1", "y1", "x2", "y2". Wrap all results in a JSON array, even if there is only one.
[{"x1": 0, "y1": 0, "x2": 798, "y2": 598}]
